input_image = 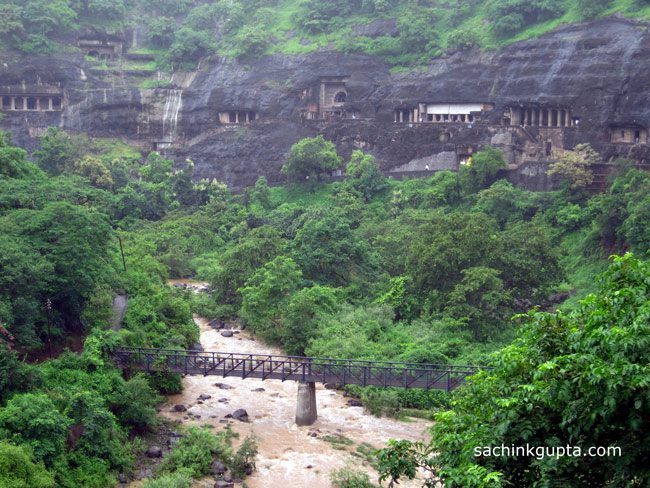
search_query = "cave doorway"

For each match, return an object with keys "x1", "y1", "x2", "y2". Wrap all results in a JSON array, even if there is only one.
[{"x1": 334, "y1": 92, "x2": 347, "y2": 103}]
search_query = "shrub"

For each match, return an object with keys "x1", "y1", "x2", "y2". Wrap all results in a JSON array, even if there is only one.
[
  {"x1": 360, "y1": 388, "x2": 401, "y2": 418},
  {"x1": 330, "y1": 467, "x2": 377, "y2": 488},
  {"x1": 143, "y1": 469, "x2": 193, "y2": 488},
  {"x1": 0, "y1": 441, "x2": 54, "y2": 488},
  {"x1": 159, "y1": 427, "x2": 233, "y2": 477},
  {"x1": 230, "y1": 436, "x2": 258, "y2": 478},
  {"x1": 110, "y1": 374, "x2": 161, "y2": 432},
  {"x1": 0, "y1": 393, "x2": 70, "y2": 464}
]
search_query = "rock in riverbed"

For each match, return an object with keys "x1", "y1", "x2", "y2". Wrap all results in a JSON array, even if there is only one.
[{"x1": 232, "y1": 409, "x2": 249, "y2": 422}]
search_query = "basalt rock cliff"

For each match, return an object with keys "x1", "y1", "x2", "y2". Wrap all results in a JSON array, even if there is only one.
[{"x1": 1, "y1": 17, "x2": 649, "y2": 189}]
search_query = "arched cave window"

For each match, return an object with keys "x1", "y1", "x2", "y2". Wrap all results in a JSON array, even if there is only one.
[{"x1": 334, "y1": 92, "x2": 347, "y2": 103}]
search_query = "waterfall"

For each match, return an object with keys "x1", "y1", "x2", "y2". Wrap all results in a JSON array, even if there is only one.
[{"x1": 161, "y1": 89, "x2": 183, "y2": 144}]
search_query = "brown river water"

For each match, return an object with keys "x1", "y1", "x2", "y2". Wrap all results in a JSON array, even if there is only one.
[{"x1": 158, "y1": 282, "x2": 432, "y2": 487}]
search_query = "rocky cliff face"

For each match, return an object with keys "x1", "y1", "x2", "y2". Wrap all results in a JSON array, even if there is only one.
[{"x1": 1, "y1": 17, "x2": 649, "y2": 189}]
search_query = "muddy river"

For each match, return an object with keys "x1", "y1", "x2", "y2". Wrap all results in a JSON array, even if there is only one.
[{"x1": 159, "y1": 287, "x2": 431, "y2": 487}]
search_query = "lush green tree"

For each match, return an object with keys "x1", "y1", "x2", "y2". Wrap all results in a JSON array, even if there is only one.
[
  {"x1": 282, "y1": 285, "x2": 338, "y2": 354},
  {"x1": 307, "y1": 304, "x2": 396, "y2": 360},
  {"x1": 379, "y1": 254, "x2": 650, "y2": 487},
  {"x1": 576, "y1": 0, "x2": 611, "y2": 19},
  {"x1": 74, "y1": 155, "x2": 114, "y2": 189},
  {"x1": 397, "y1": 12, "x2": 440, "y2": 57},
  {"x1": 0, "y1": 393, "x2": 70, "y2": 464},
  {"x1": 169, "y1": 27, "x2": 216, "y2": 65},
  {"x1": 63, "y1": 392, "x2": 132, "y2": 471},
  {"x1": 621, "y1": 193, "x2": 650, "y2": 253},
  {"x1": 232, "y1": 25, "x2": 270, "y2": 57},
  {"x1": 446, "y1": 29, "x2": 480, "y2": 51},
  {"x1": 345, "y1": 150, "x2": 387, "y2": 202},
  {"x1": 2, "y1": 202, "x2": 113, "y2": 337},
  {"x1": 486, "y1": 0, "x2": 565, "y2": 37},
  {"x1": 498, "y1": 221, "x2": 563, "y2": 301},
  {"x1": 292, "y1": 210, "x2": 377, "y2": 286},
  {"x1": 184, "y1": 2, "x2": 245, "y2": 33},
  {"x1": 547, "y1": 143, "x2": 599, "y2": 191},
  {"x1": 137, "y1": 0, "x2": 191, "y2": 15},
  {"x1": 33, "y1": 128, "x2": 85, "y2": 176},
  {"x1": 295, "y1": 0, "x2": 356, "y2": 34},
  {"x1": 0, "y1": 441, "x2": 55, "y2": 488},
  {"x1": 473, "y1": 179, "x2": 540, "y2": 228},
  {"x1": 202, "y1": 226, "x2": 286, "y2": 312},
  {"x1": 405, "y1": 211, "x2": 501, "y2": 298},
  {"x1": 86, "y1": 0, "x2": 125, "y2": 19},
  {"x1": 0, "y1": 343, "x2": 34, "y2": 404},
  {"x1": 0, "y1": 234, "x2": 52, "y2": 345},
  {"x1": 251, "y1": 176, "x2": 273, "y2": 210},
  {"x1": 0, "y1": 132, "x2": 39, "y2": 178},
  {"x1": 145, "y1": 16, "x2": 176, "y2": 47},
  {"x1": 239, "y1": 256, "x2": 303, "y2": 343},
  {"x1": 446, "y1": 266, "x2": 511, "y2": 340},
  {"x1": 281, "y1": 136, "x2": 342, "y2": 189},
  {"x1": 110, "y1": 374, "x2": 161, "y2": 433},
  {"x1": 460, "y1": 147, "x2": 507, "y2": 193}
]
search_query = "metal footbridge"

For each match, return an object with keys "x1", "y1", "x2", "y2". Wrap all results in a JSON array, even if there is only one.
[{"x1": 113, "y1": 347, "x2": 482, "y2": 391}]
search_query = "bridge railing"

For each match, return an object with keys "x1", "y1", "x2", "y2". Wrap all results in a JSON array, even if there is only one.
[{"x1": 112, "y1": 347, "x2": 484, "y2": 391}]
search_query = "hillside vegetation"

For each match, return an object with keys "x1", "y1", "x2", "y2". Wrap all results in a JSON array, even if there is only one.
[
  {"x1": 1, "y1": 118, "x2": 650, "y2": 485},
  {"x1": 1, "y1": 0, "x2": 650, "y2": 67}
]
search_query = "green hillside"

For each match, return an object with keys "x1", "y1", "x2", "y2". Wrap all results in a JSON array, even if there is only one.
[{"x1": 2, "y1": 0, "x2": 650, "y2": 67}]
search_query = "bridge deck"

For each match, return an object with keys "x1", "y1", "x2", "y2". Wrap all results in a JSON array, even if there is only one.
[{"x1": 112, "y1": 347, "x2": 482, "y2": 391}]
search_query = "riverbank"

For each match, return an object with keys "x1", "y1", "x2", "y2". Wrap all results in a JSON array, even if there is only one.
[{"x1": 158, "y1": 316, "x2": 431, "y2": 487}]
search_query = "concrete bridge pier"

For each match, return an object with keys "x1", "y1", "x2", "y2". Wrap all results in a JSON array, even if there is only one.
[{"x1": 295, "y1": 381, "x2": 317, "y2": 426}]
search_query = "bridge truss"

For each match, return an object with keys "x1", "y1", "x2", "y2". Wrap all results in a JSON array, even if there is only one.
[{"x1": 113, "y1": 347, "x2": 483, "y2": 391}]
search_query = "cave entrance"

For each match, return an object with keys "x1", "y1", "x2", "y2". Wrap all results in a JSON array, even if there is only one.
[{"x1": 334, "y1": 91, "x2": 347, "y2": 103}]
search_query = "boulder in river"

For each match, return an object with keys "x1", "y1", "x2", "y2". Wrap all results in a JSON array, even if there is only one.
[
  {"x1": 198, "y1": 393, "x2": 212, "y2": 401},
  {"x1": 346, "y1": 399, "x2": 363, "y2": 407},
  {"x1": 173, "y1": 404, "x2": 187, "y2": 412},
  {"x1": 146, "y1": 446, "x2": 163, "y2": 458},
  {"x1": 214, "y1": 481, "x2": 234, "y2": 488},
  {"x1": 214, "y1": 383, "x2": 234, "y2": 390},
  {"x1": 220, "y1": 330, "x2": 234, "y2": 337},
  {"x1": 208, "y1": 318, "x2": 225, "y2": 329},
  {"x1": 231, "y1": 409, "x2": 249, "y2": 422},
  {"x1": 212, "y1": 460, "x2": 227, "y2": 475}
]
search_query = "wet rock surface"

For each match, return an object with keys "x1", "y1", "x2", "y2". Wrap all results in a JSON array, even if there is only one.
[
  {"x1": 2, "y1": 19, "x2": 649, "y2": 189},
  {"x1": 146, "y1": 445, "x2": 163, "y2": 458}
]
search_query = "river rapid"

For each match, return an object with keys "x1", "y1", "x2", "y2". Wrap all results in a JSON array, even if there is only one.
[{"x1": 160, "y1": 284, "x2": 432, "y2": 487}]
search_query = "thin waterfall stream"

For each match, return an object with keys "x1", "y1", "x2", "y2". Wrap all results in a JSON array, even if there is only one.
[{"x1": 161, "y1": 89, "x2": 183, "y2": 144}]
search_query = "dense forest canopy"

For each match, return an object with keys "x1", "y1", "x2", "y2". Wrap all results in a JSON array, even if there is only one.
[{"x1": 1, "y1": 0, "x2": 650, "y2": 66}]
